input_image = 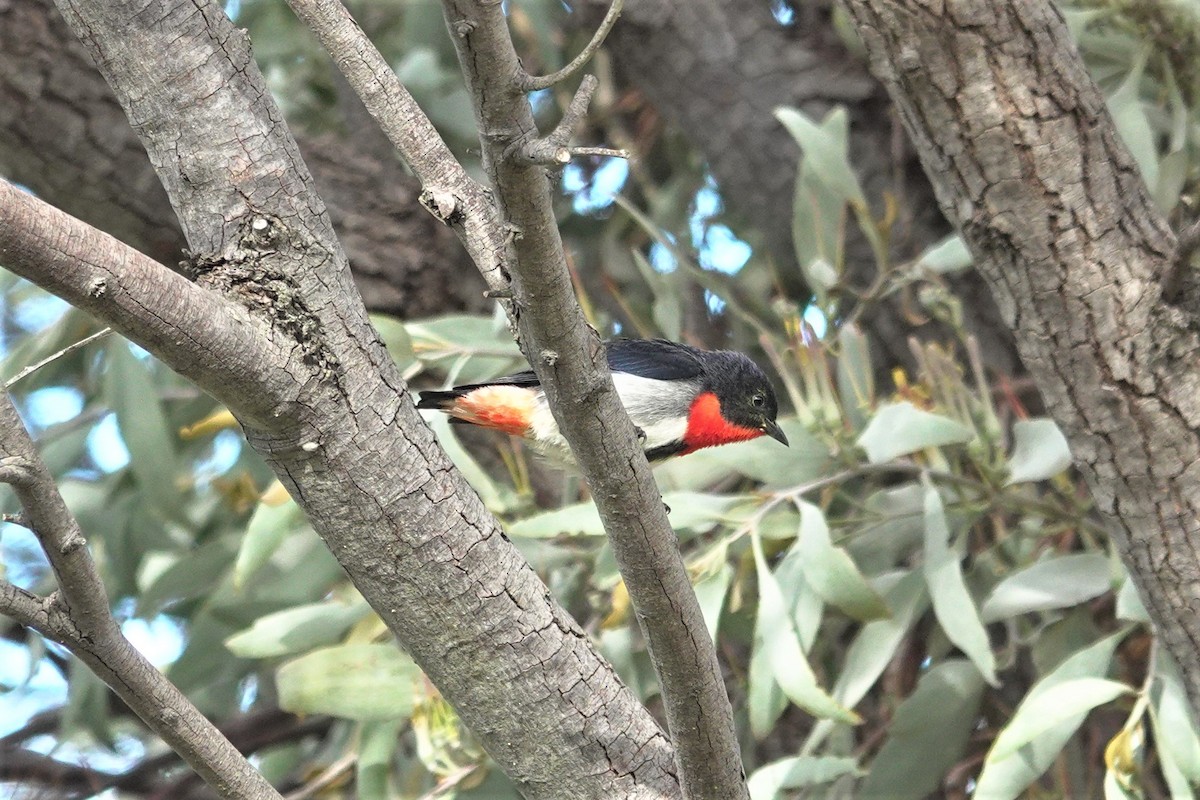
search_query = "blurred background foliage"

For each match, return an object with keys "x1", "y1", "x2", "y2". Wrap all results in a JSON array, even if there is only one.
[{"x1": 4, "y1": 0, "x2": 1200, "y2": 798}]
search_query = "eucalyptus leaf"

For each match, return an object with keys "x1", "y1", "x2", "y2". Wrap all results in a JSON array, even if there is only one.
[
  {"x1": 989, "y1": 678, "x2": 1131, "y2": 761},
  {"x1": 276, "y1": 644, "x2": 421, "y2": 721},
  {"x1": 795, "y1": 502, "x2": 889, "y2": 622},
  {"x1": 1151, "y1": 652, "x2": 1200, "y2": 784},
  {"x1": 748, "y1": 755, "x2": 860, "y2": 800},
  {"x1": 922, "y1": 480, "x2": 998, "y2": 686},
  {"x1": 980, "y1": 553, "x2": 1111, "y2": 621},
  {"x1": 358, "y1": 719, "x2": 403, "y2": 800},
  {"x1": 693, "y1": 562, "x2": 733, "y2": 641},
  {"x1": 914, "y1": 234, "x2": 973, "y2": 275},
  {"x1": 836, "y1": 323, "x2": 874, "y2": 430},
  {"x1": 974, "y1": 628, "x2": 1128, "y2": 799},
  {"x1": 105, "y1": 342, "x2": 179, "y2": 517},
  {"x1": 775, "y1": 107, "x2": 865, "y2": 206},
  {"x1": 224, "y1": 601, "x2": 370, "y2": 659},
  {"x1": 751, "y1": 531, "x2": 859, "y2": 724},
  {"x1": 858, "y1": 403, "x2": 974, "y2": 464},
  {"x1": 1005, "y1": 418, "x2": 1072, "y2": 485},
  {"x1": 859, "y1": 660, "x2": 985, "y2": 800},
  {"x1": 234, "y1": 499, "x2": 306, "y2": 588},
  {"x1": 509, "y1": 492, "x2": 745, "y2": 538}
]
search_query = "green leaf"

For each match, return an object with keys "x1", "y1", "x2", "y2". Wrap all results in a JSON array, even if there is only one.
[
  {"x1": 1151, "y1": 652, "x2": 1200, "y2": 784},
  {"x1": 859, "y1": 660, "x2": 985, "y2": 800},
  {"x1": 836, "y1": 323, "x2": 874, "y2": 431},
  {"x1": 105, "y1": 342, "x2": 178, "y2": 517},
  {"x1": 748, "y1": 755, "x2": 860, "y2": 800},
  {"x1": 1005, "y1": 418, "x2": 1072, "y2": 485},
  {"x1": 138, "y1": 537, "x2": 237, "y2": 616},
  {"x1": 224, "y1": 600, "x2": 370, "y2": 658},
  {"x1": 751, "y1": 530, "x2": 860, "y2": 724},
  {"x1": 922, "y1": 480, "x2": 998, "y2": 686},
  {"x1": 1107, "y1": 55, "x2": 1158, "y2": 190},
  {"x1": 915, "y1": 234, "x2": 973, "y2": 275},
  {"x1": 357, "y1": 719, "x2": 403, "y2": 800},
  {"x1": 775, "y1": 107, "x2": 865, "y2": 206},
  {"x1": 857, "y1": 403, "x2": 974, "y2": 464},
  {"x1": 234, "y1": 499, "x2": 306, "y2": 588},
  {"x1": 405, "y1": 314, "x2": 521, "y2": 384},
  {"x1": 276, "y1": 644, "x2": 421, "y2": 721},
  {"x1": 990, "y1": 678, "x2": 1131, "y2": 761},
  {"x1": 833, "y1": 571, "x2": 928, "y2": 707},
  {"x1": 1115, "y1": 575, "x2": 1150, "y2": 623},
  {"x1": 980, "y1": 553, "x2": 1111, "y2": 621},
  {"x1": 975, "y1": 628, "x2": 1128, "y2": 800},
  {"x1": 795, "y1": 502, "x2": 889, "y2": 621},
  {"x1": 693, "y1": 562, "x2": 733, "y2": 641}
]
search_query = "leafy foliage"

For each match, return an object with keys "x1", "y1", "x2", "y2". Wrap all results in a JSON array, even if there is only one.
[{"x1": 4, "y1": 1, "x2": 1200, "y2": 798}]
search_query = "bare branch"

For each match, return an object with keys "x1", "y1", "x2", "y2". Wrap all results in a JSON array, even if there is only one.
[
  {"x1": 0, "y1": 580, "x2": 51, "y2": 631},
  {"x1": 441, "y1": 0, "x2": 746, "y2": 796},
  {"x1": 0, "y1": 392, "x2": 281, "y2": 799},
  {"x1": 514, "y1": 75, "x2": 628, "y2": 166},
  {"x1": 283, "y1": 0, "x2": 513, "y2": 297},
  {"x1": 6, "y1": 327, "x2": 113, "y2": 389},
  {"x1": 517, "y1": 0, "x2": 624, "y2": 92}
]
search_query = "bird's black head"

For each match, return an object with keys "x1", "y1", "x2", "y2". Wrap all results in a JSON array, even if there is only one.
[{"x1": 701, "y1": 351, "x2": 788, "y2": 446}]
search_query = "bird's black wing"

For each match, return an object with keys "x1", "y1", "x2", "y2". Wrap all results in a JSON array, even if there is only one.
[
  {"x1": 604, "y1": 338, "x2": 705, "y2": 381},
  {"x1": 417, "y1": 338, "x2": 704, "y2": 410}
]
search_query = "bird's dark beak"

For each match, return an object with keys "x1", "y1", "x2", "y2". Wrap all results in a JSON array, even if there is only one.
[{"x1": 763, "y1": 419, "x2": 789, "y2": 447}]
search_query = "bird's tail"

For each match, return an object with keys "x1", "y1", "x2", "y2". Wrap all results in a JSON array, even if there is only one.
[{"x1": 415, "y1": 389, "x2": 466, "y2": 411}]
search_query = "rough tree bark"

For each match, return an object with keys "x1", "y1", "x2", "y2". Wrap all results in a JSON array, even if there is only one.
[
  {"x1": 0, "y1": 0, "x2": 684, "y2": 795},
  {"x1": 840, "y1": 0, "x2": 1200, "y2": 709}
]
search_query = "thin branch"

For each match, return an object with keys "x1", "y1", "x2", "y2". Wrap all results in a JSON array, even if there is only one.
[
  {"x1": 282, "y1": 0, "x2": 513, "y2": 297},
  {"x1": 0, "y1": 179, "x2": 283, "y2": 426},
  {"x1": 0, "y1": 392, "x2": 281, "y2": 800},
  {"x1": 517, "y1": 0, "x2": 624, "y2": 92},
  {"x1": 441, "y1": 0, "x2": 745, "y2": 796},
  {"x1": 6, "y1": 327, "x2": 113, "y2": 389},
  {"x1": 515, "y1": 75, "x2": 628, "y2": 166}
]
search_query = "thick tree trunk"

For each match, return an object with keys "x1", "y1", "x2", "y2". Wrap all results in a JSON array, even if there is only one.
[{"x1": 841, "y1": 0, "x2": 1200, "y2": 710}]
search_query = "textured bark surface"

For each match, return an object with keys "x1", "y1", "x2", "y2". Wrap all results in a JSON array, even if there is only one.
[
  {"x1": 841, "y1": 0, "x2": 1200, "y2": 706},
  {"x1": 18, "y1": 0, "x2": 681, "y2": 796},
  {"x1": 0, "y1": 0, "x2": 482, "y2": 319}
]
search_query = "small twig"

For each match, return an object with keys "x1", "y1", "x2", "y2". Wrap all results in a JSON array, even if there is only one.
[
  {"x1": 569, "y1": 146, "x2": 629, "y2": 159},
  {"x1": 282, "y1": 752, "x2": 356, "y2": 800},
  {"x1": 1162, "y1": 218, "x2": 1200, "y2": 301},
  {"x1": 415, "y1": 765, "x2": 484, "y2": 800},
  {"x1": 5, "y1": 327, "x2": 113, "y2": 389},
  {"x1": 516, "y1": 75, "x2": 600, "y2": 166},
  {"x1": 517, "y1": 0, "x2": 624, "y2": 92}
]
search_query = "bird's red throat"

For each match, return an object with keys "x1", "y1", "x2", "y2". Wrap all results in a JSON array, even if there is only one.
[{"x1": 682, "y1": 392, "x2": 764, "y2": 454}]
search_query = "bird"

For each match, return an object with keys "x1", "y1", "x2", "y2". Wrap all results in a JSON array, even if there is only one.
[{"x1": 416, "y1": 338, "x2": 788, "y2": 465}]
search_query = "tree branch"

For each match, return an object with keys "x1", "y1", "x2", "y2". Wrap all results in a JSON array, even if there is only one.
[
  {"x1": 0, "y1": 392, "x2": 281, "y2": 799},
  {"x1": 40, "y1": 1, "x2": 677, "y2": 795},
  {"x1": 440, "y1": 1, "x2": 746, "y2": 797},
  {"x1": 839, "y1": 0, "x2": 1200, "y2": 714},
  {"x1": 0, "y1": 179, "x2": 284, "y2": 426},
  {"x1": 517, "y1": 0, "x2": 623, "y2": 92},
  {"x1": 283, "y1": 0, "x2": 512, "y2": 297}
]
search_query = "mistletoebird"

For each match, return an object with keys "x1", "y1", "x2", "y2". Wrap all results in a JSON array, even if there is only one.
[{"x1": 417, "y1": 338, "x2": 789, "y2": 465}]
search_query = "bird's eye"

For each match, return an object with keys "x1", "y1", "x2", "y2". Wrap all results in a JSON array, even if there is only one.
[{"x1": 751, "y1": 393, "x2": 765, "y2": 408}]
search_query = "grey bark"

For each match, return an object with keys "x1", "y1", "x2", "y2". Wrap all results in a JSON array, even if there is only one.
[
  {"x1": 0, "y1": 0, "x2": 483, "y2": 320},
  {"x1": 439, "y1": 0, "x2": 747, "y2": 795},
  {"x1": 1, "y1": 0, "x2": 682, "y2": 796},
  {"x1": 841, "y1": 0, "x2": 1200, "y2": 711}
]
